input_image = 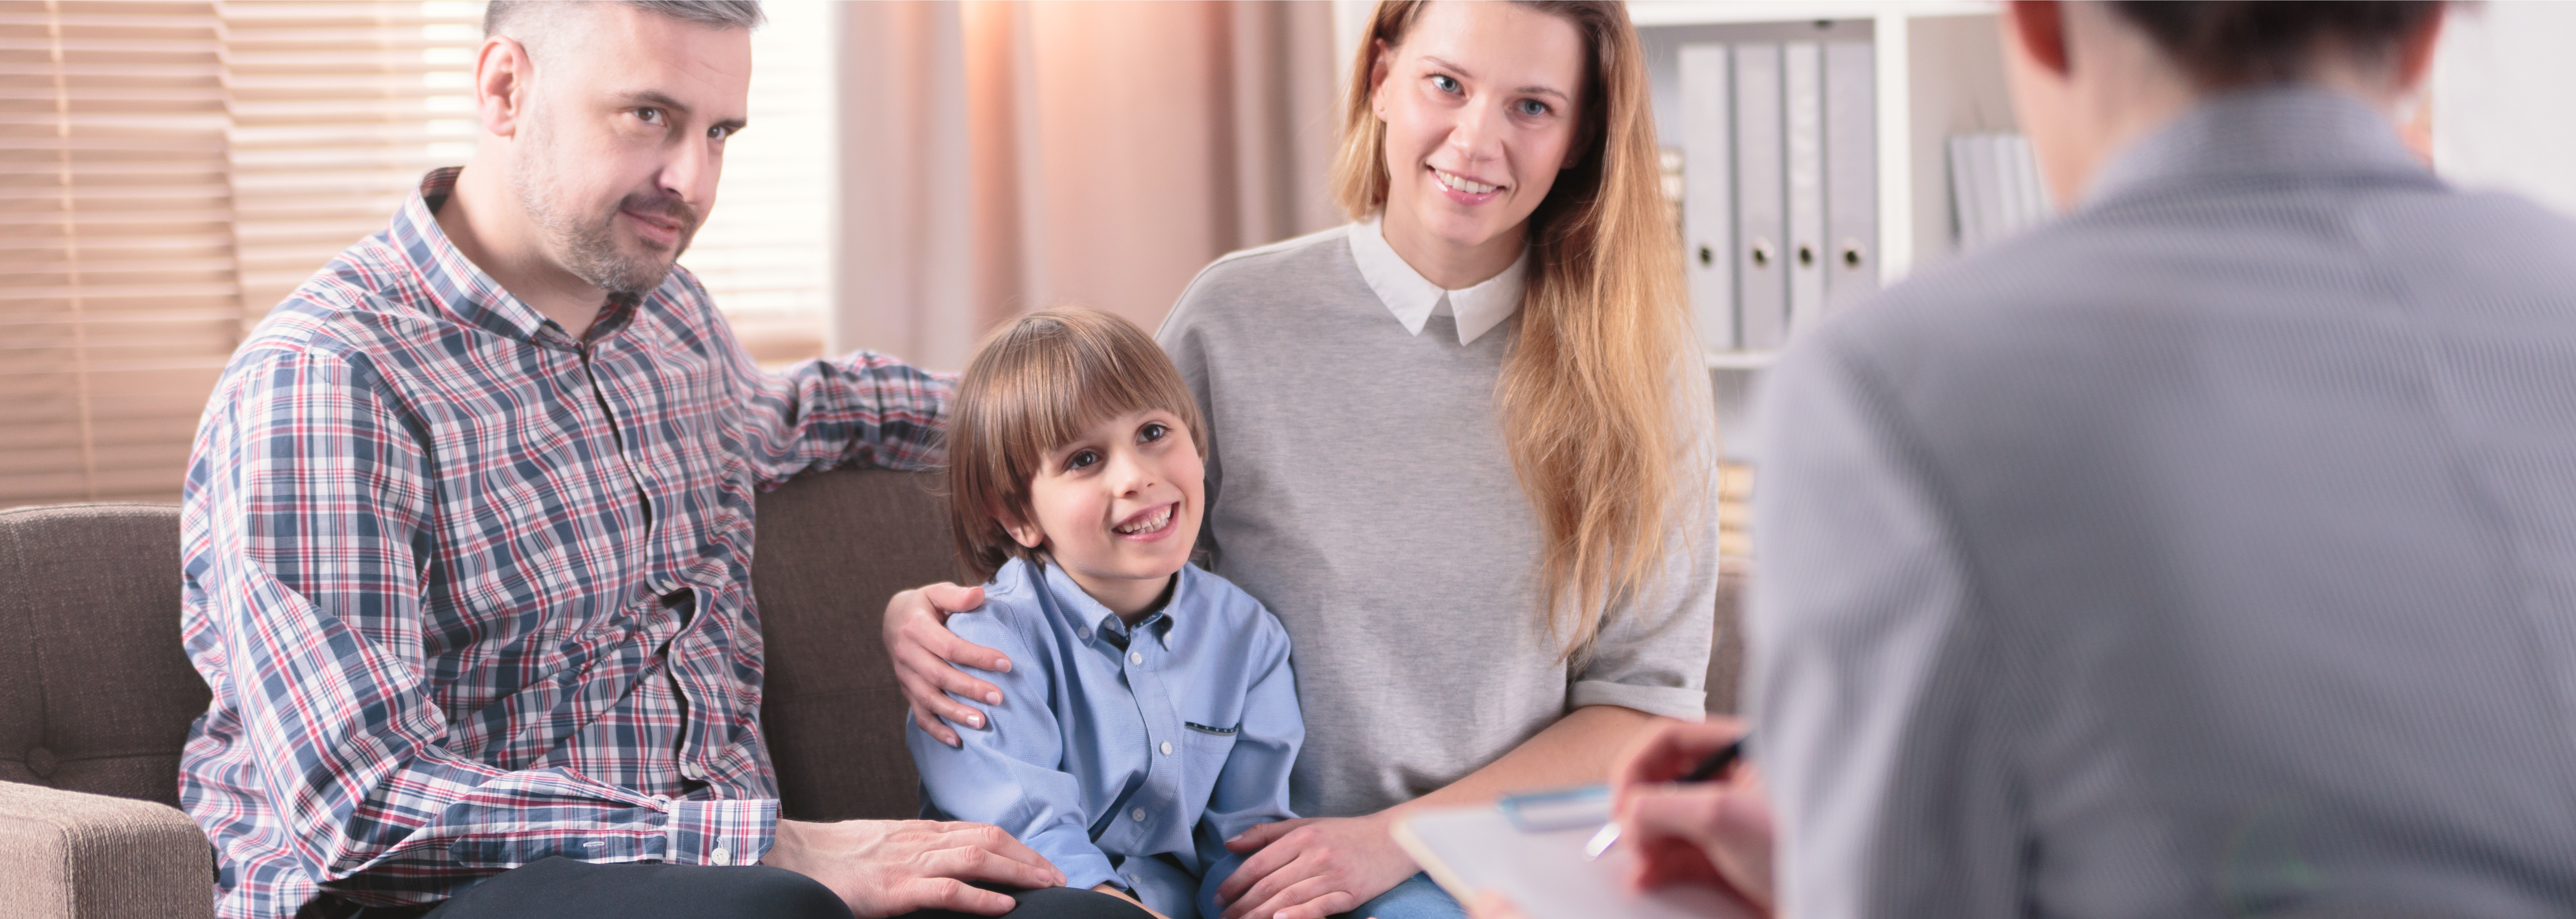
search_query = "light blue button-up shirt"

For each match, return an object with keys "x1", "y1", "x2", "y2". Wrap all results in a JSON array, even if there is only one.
[{"x1": 907, "y1": 557, "x2": 1302, "y2": 919}]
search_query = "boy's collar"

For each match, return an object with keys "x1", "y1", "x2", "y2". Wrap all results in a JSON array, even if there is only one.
[{"x1": 1038, "y1": 559, "x2": 1182, "y2": 651}]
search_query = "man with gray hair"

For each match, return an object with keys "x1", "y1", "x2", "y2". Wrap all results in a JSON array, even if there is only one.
[{"x1": 175, "y1": 3, "x2": 1145, "y2": 918}]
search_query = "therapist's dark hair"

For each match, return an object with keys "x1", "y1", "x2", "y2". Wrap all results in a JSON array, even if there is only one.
[
  {"x1": 943, "y1": 306, "x2": 1209, "y2": 584},
  {"x1": 2108, "y1": 1, "x2": 2444, "y2": 89}
]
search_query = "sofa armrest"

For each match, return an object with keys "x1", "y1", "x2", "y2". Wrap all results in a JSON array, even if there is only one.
[{"x1": 0, "y1": 780, "x2": 213, "y2": 919}]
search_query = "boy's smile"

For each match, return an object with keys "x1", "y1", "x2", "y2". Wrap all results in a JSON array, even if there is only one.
[
  {"x1": 1113, "y1": 502, "x2": 1180, "y2": 539},
  {"x1": 1006, "y1": 408, "x2": 1205, "y2": 620}
]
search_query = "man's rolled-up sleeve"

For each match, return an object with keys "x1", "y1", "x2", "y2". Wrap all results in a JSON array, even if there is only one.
[{"x1": 692, "y1": 269, "x2": 951, "y2": 486}]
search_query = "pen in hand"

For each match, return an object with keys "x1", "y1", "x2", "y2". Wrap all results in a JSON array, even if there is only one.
[{"x1": 1583, "y1": 733, "x2": 1748, "y2": 860}]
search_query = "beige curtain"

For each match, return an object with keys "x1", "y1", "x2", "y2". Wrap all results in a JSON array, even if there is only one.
[{"x1": 831, "y1": 0, "x2": 1342, "y2": 370}]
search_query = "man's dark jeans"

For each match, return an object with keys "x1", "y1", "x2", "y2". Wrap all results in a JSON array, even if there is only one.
[{"x1": 326, "y1": 856, "x2": 1154, "y2": 919}]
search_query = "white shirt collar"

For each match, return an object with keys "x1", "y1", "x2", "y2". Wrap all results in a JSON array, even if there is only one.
[{"x1": 1347, "y1": 217, "x2": 1527, "y2": 345}]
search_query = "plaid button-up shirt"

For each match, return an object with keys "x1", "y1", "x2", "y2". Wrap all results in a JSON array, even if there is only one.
[{"x1": 178, "y1": 168, "x2": 949, "y2": 918}]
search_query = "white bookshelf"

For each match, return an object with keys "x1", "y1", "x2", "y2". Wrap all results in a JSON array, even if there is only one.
[
  {"x1": 1634, "y1": 0, "x2": 2015, "y2": 373},
  {"x1": 1632, "y1": 1, "x2": 2015, "y2": 459}
]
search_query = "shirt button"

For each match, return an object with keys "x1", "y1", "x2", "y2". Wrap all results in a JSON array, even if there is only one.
[
  {"x1": 709, "y1": 846, "x2": 730, "y2": 865},
  {"x1": 1078, "y1": 627, "x2": 1092, "y2": 640},
  {"x1": 1160, "y1": 741, "x2": 1173, "y2": 755},
  {"x1": 1130, "y1": 808, "x2": 1147, "y2": 822},
  {"x1": 680, "y1": 762, "x2": 704, "y2": 780},
  {"x1": 1129, "y1": 651, "x2": 1144, "y2": 665}
]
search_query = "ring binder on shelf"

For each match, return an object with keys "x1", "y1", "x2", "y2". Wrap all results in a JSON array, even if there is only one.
[
  {"x1": 1783, "y1": 41, "x2": 1824, "y2": 336},
  {"x1": 1824, "y1": 39, "x2": 1878, "y2": 315},
  {"x1": 1680, "y1": 43, "x2": 1735, "y2": 351},
  {"x1": 1733, "y1": 42, "x2": 1785, "y2": 351}
]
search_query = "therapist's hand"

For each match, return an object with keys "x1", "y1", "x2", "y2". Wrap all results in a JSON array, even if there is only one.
[
  {"x1": 1464, "y1": 891, "x2": 1531, "y2": 919},
  {"x1": 884, "y1": 582, "x2": 1000, "y2": 747},
  {"x1": 1610, "y1": 718, "x2": 1775, "y2": 914},
  {"x1": 1216, "y1": 814, "x2": 1417, "y2": 919}
]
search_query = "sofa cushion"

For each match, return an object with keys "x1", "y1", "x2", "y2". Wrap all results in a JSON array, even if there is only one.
[
  {"x1": 0, "y1": 503, "x2": 206, "y2": 807},
  {"x1": 751, "y1": 469, "x2": 961, "y2": 821}
]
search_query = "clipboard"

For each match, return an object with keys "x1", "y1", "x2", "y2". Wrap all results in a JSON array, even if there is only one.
[{"x1": 1390, "y1": 785, "x2": 1760, "y2": 919}]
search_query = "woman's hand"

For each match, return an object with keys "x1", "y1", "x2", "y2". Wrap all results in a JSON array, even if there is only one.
[
  {"x1": 883, "y1": 582, "x2": 1001, "y2": 746},
  {"x1": 1214, "y1": 814, "x2": 1418, "y2": 919},
  {"x1": 1609, "y1": 718, "x2": 1775, "y2": 914}
]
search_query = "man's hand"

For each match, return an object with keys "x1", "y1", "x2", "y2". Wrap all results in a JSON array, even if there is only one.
[
  {"x1": 1214, "y1": 814, "x2": 1417, "y2": 919},
  {"x1": 761, "y1": 818, "x2": 1066, "y2": 918},
  {"x1": 1609, "y1": 718, "x2": 1775, "y2": 914},
  {"x1": 884, "y1": 582, "x2": 1002, "y2": 746}
]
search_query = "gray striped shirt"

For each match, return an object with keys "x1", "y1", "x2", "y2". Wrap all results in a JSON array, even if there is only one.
[{"x1": 1752, "y1": 86, "x2": 2576, "y2": 919}]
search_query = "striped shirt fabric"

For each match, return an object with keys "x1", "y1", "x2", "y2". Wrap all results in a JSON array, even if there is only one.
[
  {"x1": 1752, "y1": 88, "x2": 2576, "y2": 919},
  {"x1": 177, "y1": 168, "x2": 950, "y2": 918}
]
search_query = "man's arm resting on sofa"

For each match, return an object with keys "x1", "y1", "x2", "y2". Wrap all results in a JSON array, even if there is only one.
[
  {"x1": 0, "y1": 780, "x2": 215, "y2": 919},
  {"x1": 706, "y1": 274, "x2": 953, "y2": 487}
]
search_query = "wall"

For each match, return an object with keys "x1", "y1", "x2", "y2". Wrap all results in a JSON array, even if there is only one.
[{"x1": 2431, "y1": 2, "x2": 2576, "y2": 217}]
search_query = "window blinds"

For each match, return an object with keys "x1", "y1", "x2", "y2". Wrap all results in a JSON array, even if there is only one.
[
  {"x1": 221, "y1": 0, "x2": 483, "y2": 326},
  {"x1": 684, "y1": 0, "x2": 826, "y2": 367},
  {"x1": 1, "y1": 0, "x2": 830, "y2": 508},
  {"x1": 3, "y1": 1, "x2": 237, "y2": 506}
]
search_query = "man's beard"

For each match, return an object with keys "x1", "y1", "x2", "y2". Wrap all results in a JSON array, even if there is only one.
[{"x1": 511, "y1": 110, "x2": 704, "y2": 297}]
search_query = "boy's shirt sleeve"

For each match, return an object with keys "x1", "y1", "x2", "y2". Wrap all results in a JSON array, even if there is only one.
[
  {"x1": 902, "y1": 604, "x2": 1115, "y2": 890},
  {"x1": 1194, "y1": 603, "x2": 1304, "y2": 913}
]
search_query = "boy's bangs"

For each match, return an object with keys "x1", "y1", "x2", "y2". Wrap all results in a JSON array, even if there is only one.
[{"x1": 1000, "y1": 330, "x2": 1193, "y2": 467}]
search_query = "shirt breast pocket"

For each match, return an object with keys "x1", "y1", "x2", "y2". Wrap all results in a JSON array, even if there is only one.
[{"x1": 1182, "y1": 721, "x2": 1239, "y2": 786}]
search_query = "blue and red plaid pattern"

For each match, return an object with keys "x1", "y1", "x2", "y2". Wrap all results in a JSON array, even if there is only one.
[{"x1": 178, "y1": 168, "x2": 950, "y2": 918}]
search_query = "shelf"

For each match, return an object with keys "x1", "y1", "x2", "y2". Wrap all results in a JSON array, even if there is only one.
[
  {"x1": 1636, "y1": 1, "x2": 2015, "y2": 292},
  {"x1": 1639, "y1": 3, "x2": 2017, "y2": 459},
  {"x1": 1704, "y1": 350, "x2": 1778, "y2": 371},
  {"x1": 1630, "y1": 1, "x2": 1995, "y2": 28}
]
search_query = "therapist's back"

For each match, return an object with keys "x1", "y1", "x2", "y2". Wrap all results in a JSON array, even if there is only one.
[{"x1": 1751, "y1": 3, "x2": 2576, "y2": 918}]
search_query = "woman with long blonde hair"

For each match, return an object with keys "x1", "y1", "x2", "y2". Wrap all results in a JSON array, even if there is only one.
[{"x1": 889, "y1": 3, "x2": 1717, "y2": 917}]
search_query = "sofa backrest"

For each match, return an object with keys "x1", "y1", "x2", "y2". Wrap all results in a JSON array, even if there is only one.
[
  {"x1": 751, "y1": 468, "x2": 959, "y2": 821},
  {"x1": 0, "y1": 503, "x2": 205, "y2": 806},
  {"x1": 0, "y1": 475, "x2": 954, "y2": 823},
  {"x1": 0, "y1": 472, "x2": 1742, "y2": 822}
]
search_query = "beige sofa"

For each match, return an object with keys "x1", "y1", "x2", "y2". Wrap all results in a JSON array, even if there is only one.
[{"x1": 0, "y1": 468, "x2": 1743, "y2": 919}]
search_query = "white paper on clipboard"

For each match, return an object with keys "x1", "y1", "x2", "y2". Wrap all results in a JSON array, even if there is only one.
[{"x1": 1391, "y1": 787, "x2": 1761, "y2": 919}]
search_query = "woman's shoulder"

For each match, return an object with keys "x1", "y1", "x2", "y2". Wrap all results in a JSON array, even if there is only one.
[
  {"x1": 1202, "y1": 223, "x2": 1355, "y2": 278},
  {"x1": 1159, "y1": 224, "x2": 1362, "y2": 336}
]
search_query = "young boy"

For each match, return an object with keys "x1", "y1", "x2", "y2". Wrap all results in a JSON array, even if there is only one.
[{"x1": 908, "y1": 306, "x2": 1302, "y2": 919}]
